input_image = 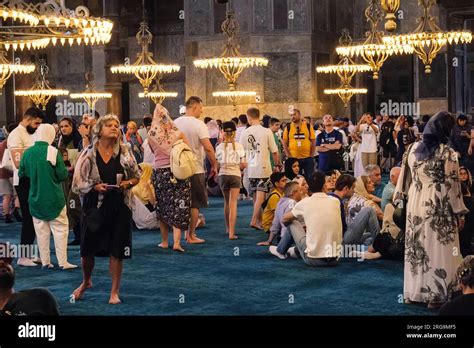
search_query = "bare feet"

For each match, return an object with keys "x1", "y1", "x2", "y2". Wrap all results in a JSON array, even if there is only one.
[
  {"x1": 229, "y1": 235, "x2": 239, "y2": 240},
  {"x1": 186, "y1": 236, "x2": 206, "y2": 244},
  {"x1": 250, "y1": 224, "x2": 263, "y2": 231},
  {"x1": 257, "y1": 241, "x2": 270, "y2": 246},
  {"x1": 158, "y1": 242, "x2": 169, "y2": 249},
  {"x1": 72, "y1": 281, "x2": 92, "y2": 301},
  {"x1": 173, "y1": 245, "x2": 185, "y2": 253},
  {"x1": 109, "y1": 293, "x2": 121, "y2": 305}
]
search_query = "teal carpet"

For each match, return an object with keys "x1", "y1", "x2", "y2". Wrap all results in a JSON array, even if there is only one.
[{"x1": 0, "y1": 198, "x2": 433, "y2": 316}]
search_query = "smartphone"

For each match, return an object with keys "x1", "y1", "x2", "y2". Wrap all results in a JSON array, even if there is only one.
[{"x1": 106, "y1": 184, "x2": 119, "y2": 190}]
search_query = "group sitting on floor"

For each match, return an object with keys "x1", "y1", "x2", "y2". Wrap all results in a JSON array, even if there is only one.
[{"x1": 0, "y1": 100, "x2": 473, "y2": 314}]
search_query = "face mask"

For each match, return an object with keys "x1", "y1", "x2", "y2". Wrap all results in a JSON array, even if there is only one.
[{"x1": 26, "y1": 125, "x2": 38, "y2": 135}]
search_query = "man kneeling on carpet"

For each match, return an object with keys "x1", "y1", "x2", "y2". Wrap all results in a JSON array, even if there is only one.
[
  {"x1": 18, "y1": 124, "x2": 77, "y2": 270},
  {"x1": 283, "y1": 171, "x2": 342, "y2": 267},
  {"x1": 0, "y1": 244, "x2": 59, "y2": 315}
]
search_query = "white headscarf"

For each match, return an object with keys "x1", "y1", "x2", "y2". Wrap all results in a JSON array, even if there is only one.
[{"x1": 34, "y1": 124, "x2": 58, "y2": 166}]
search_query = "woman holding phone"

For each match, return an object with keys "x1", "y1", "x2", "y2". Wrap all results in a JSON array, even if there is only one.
[{"x1": 72, "y1": 114, "x2": 140, "y2": 304}]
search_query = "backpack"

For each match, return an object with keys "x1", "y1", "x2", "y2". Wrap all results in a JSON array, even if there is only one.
[
  {"x1": 285, "y1": 121, "x2": 311, "y2": 140},
  {"x1": 261, "y1": 191, "x2": 280, "y2": 211},
  {"x1": 169, "y1": 139, "x2": 197, "y2": 180},
  {"x1": 0, "y1": 147, "x2": 13, "y2": 172}
]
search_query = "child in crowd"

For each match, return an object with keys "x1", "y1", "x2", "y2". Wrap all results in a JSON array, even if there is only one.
[
  {"x1": 266, "y1": 182, "x2": 304, "y2": 260},
  {"x1": 216, "y1": 121, "x2": 247, "y2": 240},
  {"x1": 261, "y1": 172, "x2": 287, "y2": 233}
]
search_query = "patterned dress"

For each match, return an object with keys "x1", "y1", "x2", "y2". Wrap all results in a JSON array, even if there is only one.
[{"x1": 395, "y1": 143, "x2": 468, "y2": 304}]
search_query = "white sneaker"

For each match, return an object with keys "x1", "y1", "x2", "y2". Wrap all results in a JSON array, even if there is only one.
[
  {"x1": 60, "y1": 263, "x2": 78, "y2": 270},
  {"x1": 17, "y1": 258, "x2": 39, "y2": 267},
  {"x1": 287, "y1": 247, "x2": 299, "y2": 259},
  {"x1": 269, "y1": 246, "x2": 287, "y2": 260}
]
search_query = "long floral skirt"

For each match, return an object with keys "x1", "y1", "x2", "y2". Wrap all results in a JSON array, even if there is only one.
[{"x1": 152, "y1": 167, "x2": 191, "y2": 230}]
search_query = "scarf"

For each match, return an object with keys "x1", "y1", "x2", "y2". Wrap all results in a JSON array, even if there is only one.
[
  {"x1": 414, "y1": 111, "x2": 455, "y2": 161},
  {"x1": 34, "y1": 124, "x2": 58, "y2": 166}
]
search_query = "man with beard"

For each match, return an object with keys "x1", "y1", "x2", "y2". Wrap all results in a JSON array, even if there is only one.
[
  {"x1": 0, "y1": 244, "x2": 59, "y2": 315},
  {"x1": 7, "y1": 107, "x2": 44, "y2": 267}
]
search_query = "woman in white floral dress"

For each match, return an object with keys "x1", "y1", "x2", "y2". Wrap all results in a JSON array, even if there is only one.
[{"x1": 394, "y1": 111, "x2": 468, "y2": 308}]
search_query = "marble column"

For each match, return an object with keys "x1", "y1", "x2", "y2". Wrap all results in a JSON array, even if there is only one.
[{"x1": 103, "y1": 0, "x2": 123, "y2": 119}]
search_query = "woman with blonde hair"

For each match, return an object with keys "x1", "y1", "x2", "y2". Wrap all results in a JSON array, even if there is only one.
[
  {"x1": 131, "y1": 162, "x2": 158, "y2": 230},
  {"x1": 345, "y1": 176, "x2": 383, "y2": 246},
  {"x1": 148, "y1": 104, "x2": 191, "y2": 253},
  {"x1": 72, "y1": 114, "x2": 140, "y2": 304},
  {"x1": 216, "y1": 121, "x2": 246, "y2": 240}
]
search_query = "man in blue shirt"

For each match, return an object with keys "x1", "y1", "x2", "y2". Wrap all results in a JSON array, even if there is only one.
[{"x1": 316, "y1": 115, "x2": 343, "y2": 173}]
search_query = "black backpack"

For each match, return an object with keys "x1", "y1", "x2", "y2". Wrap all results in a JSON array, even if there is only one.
[
  {"x1": 261, "y1": 191, "x2": 280, "y2": 211},
  {"x1": 285, "y1": 121, "x2": 312, "y2": 140}
]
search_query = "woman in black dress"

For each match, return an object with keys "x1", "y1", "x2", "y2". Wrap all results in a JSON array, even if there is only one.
[{"x1": 72, "y1": 115, "x2": 140, "y2": 304}]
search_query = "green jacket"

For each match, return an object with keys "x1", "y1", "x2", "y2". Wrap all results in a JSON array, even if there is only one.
[{"x1": 19, "y1": 141, "x2": 68, "y2": 221}]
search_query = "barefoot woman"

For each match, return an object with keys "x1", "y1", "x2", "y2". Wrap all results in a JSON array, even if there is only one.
[{"x1": 72, "y1": 115, "x2": 139, "y2": 304}]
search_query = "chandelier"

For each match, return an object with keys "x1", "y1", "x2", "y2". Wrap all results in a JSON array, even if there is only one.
[
  {"x1": 0, "y1": 0, "x2": 113, "y2": 52},
  {"x1": 0, "y1": 49, "x2": 35, "y2": 89},
  {"x1": 111, "y1": 1, "x2": 180, "y2": 94},
  {"x1": 212, "y1": 90, "x2": 256, "y2": 111},
  {"x1": 193, "y1": 1, "x2": 267, "y2": 109},
  {"x1": 380, "y1": 0, "x2": 400, "y2": 32},
  {"x1": 383, "y1": 0, "x2": 472, "y2": 74},
  {"x1": 14, "y1": 59, "x2": 69, "y2": 110},
  {"x1": 336, "y1": 0, "x2": 413, "y2": 80},
  {"x1": 324, "y1": 87, "x2": 368, "y2": 108},
  {"x1": 70, "y1": 71, "x2": 111, "y2": 110},
  {"x1": 317, "y1": 30, "x2": 369, "y2": 108},
  {"x1": 138, "y1": 78, "x2": 178, "y2": 105},
  {"x1": 317, "y1": 29, "x2": 372, "y2": 86}
]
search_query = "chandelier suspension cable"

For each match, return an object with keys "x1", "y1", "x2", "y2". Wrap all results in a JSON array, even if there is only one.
[
  {"x1": 14, "y1": 58, "x2": 69, "y2": 110},
  {"x1": 194, "y1": 0, "x2": 268, "y2": 111},
  {"x1": 110, "y1": 0, "x2": 180, "y2": 93}
]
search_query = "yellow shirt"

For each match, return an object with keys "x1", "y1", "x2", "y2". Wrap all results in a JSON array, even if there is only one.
[
  {"x1": 283, "y1": 121, "x2": 315, "y2": 159},
  {"x1": 262, "y1": 189, "x2": 283, "y2": 232}
]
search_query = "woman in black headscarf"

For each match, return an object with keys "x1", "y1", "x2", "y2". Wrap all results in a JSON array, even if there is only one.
[
  {"x1": 58, "y1": 117, "x2": 82, "y2": 150},
  {"x1": 394, "y1": 111, "x2": 468, "y2": 309},
  {"x1": 58, "y1": 117, "x2": 83, "y2": 245}
]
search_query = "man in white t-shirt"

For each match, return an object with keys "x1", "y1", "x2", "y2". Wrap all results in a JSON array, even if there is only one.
[
  {"x1": 283, "y1": 170, "x2": 342, "y2": 267},
  {"x1": 355, "y1": 113, "x2": 379, "y2": 168},
  {"x1": 7, "y1": 107, "x2": 44, "y2": 267},
  {"x1": 235, "y1": 114, "x2": 249, "y2": 145},
  {"x1": 240, "y1": 107, "x2": 281, "y2": 229},
  {"x1": 174, "y1": 96, "x2": 218, "y2": 244}
]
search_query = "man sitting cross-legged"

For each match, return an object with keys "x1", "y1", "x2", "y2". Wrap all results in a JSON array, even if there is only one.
[{"x1": 283, "y1": 171, "x2": 342, "y2": 267}]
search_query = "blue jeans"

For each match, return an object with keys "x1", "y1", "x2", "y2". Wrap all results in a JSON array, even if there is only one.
[
  {"x1": 298, "y1": 157, "x2": 315, "y2": 181},
  {"x1": 289, "y1": 221, "x2": 338, "y2": 267},
  {"x1": 276, "y1": 227, "x2": 294, "y2": 255},
  {"x1": 344, "y1": 207, "x2": 380, "y2": 246}
]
